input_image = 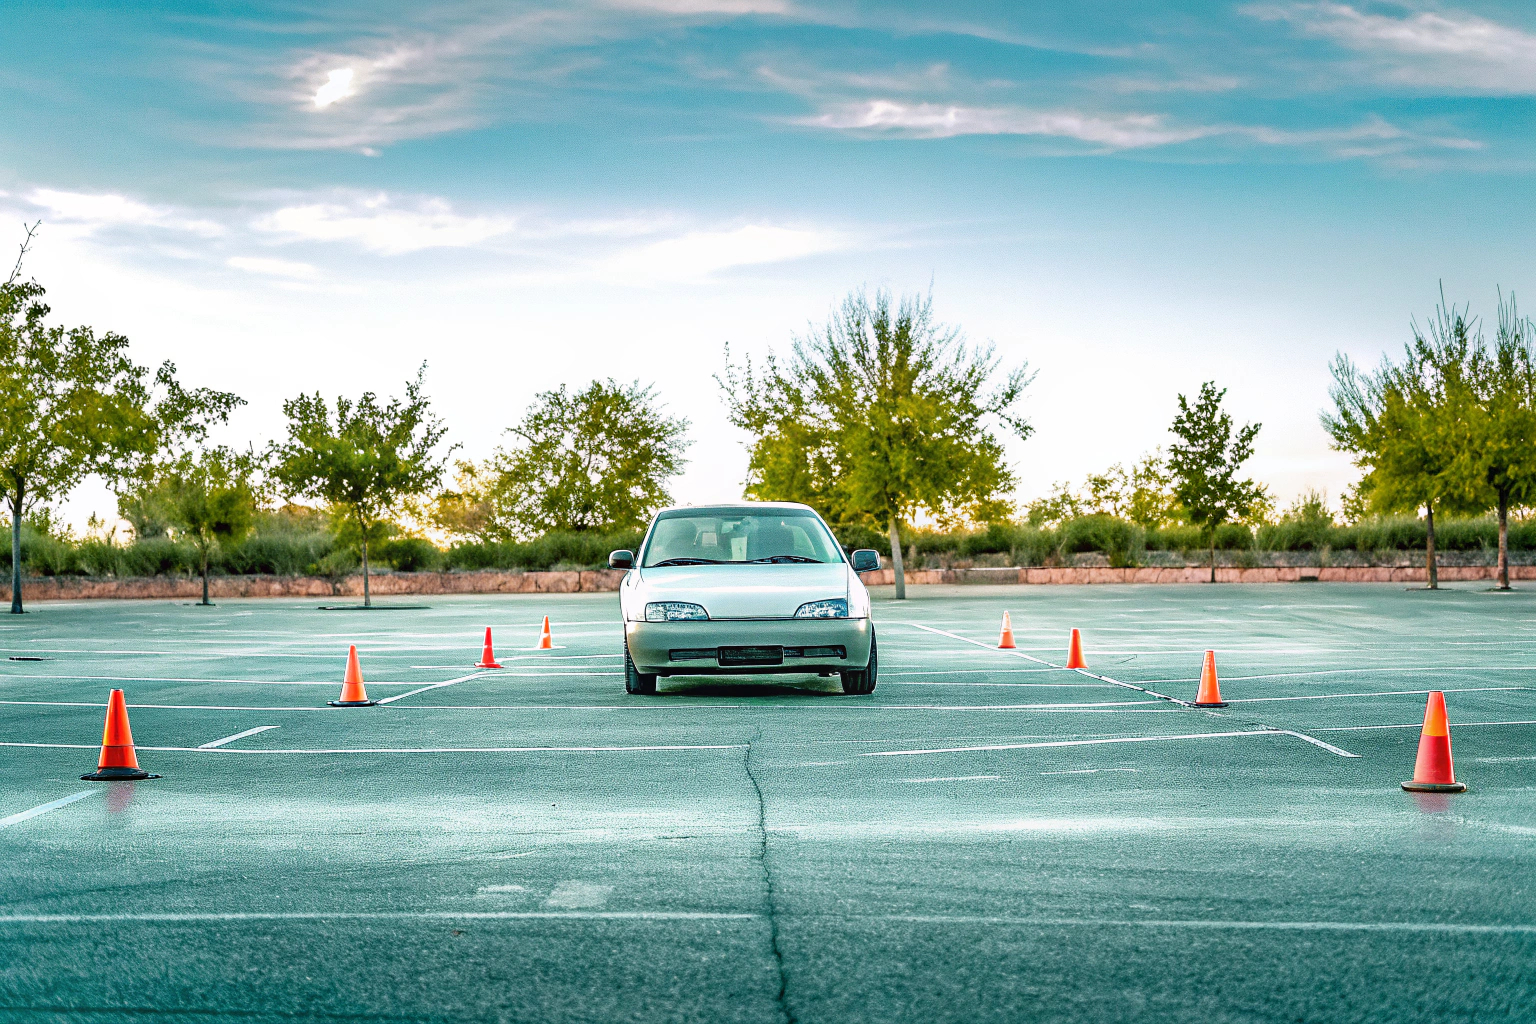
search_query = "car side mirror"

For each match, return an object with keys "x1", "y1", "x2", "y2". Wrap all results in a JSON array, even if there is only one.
[
  {"x1": 608, "y1": 549, "x2": 634, "y2": 570},
  {"x1": 850, "y1": 549, "x2": 880, "y2": 573}
]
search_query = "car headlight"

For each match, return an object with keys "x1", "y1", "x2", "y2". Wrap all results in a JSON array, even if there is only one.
[
  {"x1": 645, "y1": 601, "x2": 710, "y2": 622},
  {"x1": 794, "y1": 598, "x2": 849, "y2": 619}
]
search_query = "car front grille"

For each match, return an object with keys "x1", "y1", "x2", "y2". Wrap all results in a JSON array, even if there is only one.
[{"x1": 667, "y1": 645, "x2": 847, "y2": 664}]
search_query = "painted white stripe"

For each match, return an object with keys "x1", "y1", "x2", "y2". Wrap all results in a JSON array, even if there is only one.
[
  {"x1": 375, "y1": 671, "x2": 490, "y2": 705},
  {"x1": 0, "y1": 742, "x2": 746, "y2": 754},
  {"x1": 906, "y1": 624, "x2": 1193, "y2": 706},
  {"x1": 1273, "y1": 730, "x2": 1361, "y2": 757},
  {"x1": 882, "y1": 915, "x2": 1536, "y2": 934},
  {"x1": 197, "y1": 726, "x2": 277, "y2": 750},
  {"x1": 0, "y1": 911, "x2": 754, "y2": 924},
  {"x1": 0, "y1": 910, "x2": 1524, "y2": 934},
  {"x1": 0, "y1": 790, "x2": 94, "y2": 828},
  {"x1": 1138, "y1": 668, "x2": 1536, "y2": 683},
  {"x1": 904, "y1": 775, "x2": 1002, "y2": 783},
  {"x1": 863, "y1": 728, "x2": 1358, "y2": 758},
  {"x1": 0, "y1": 677, "x2": 419, "y2": 686},
  {"x1": 0, "y1": 699, "x2": 1168, "y2": 713},
  {"x1": 0, "y1": 702, "x2": 330, "y2": 712},
  {"x1": 1226, "y1": 687, "x2": 1530, "y2": 703},
  {"x1": 1314, "y1": 719, "x2": 1536, "y2": 733}
]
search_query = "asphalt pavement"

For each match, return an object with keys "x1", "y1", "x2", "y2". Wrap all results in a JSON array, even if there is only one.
[{"x1": 1, "y1": 583, "x2": 1533, "y2": 1022}]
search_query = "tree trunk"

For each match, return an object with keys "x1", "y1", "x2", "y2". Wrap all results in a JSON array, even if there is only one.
[
  {"x1": 9, "y1": 481, "x2": 22, "y2": 615},
  {"x1": 888, "y1": 514, "x2": 906, "y2": 601},
  {"x1": 200, "y1": 545, "x2": 211, "y2": 606},
  {"x1": 1209, "y1": 534, "x2": 1217, "y2": 585},
  {"x1": 1498, "y1": 491, "x2": 1510, "y2": 590},
  {"x1": 1425, "y1": 502, "x2": 1438, "y2": 590},
  {"x1": 362, "y1": 534, "x2": 372, "y2": 608}
]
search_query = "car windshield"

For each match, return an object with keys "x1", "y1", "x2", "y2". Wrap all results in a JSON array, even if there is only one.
[{"x1": 642, "y1": 509, "x2": 844, "y2": 567}]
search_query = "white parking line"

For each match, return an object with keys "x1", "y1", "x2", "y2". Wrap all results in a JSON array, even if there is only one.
[
  {"x1": 0, "y1": 678, "x2": 418, "y2": 687},
  {"x1": 0, "y1": 790, "x2": 95, "y2": 828},
  {"x1": 864, "y1": 728, "x2": 1358, "y2": 758},
  {"x1": 0, "y1": 742, "x2": 747, "y2": 754},
  {"x1": 1225, "y1": 687, "x2": 1530, "y2": 703},
  {"x1": 0, "y1": 911, "x2": 754, "y2": 923},
  {"x1": 1314, "y1": 719, "x2": 1536, "y2": 733},
  {"x1": 907, "y1": 624, "x2": 1194, "y2": 705},
  {"x1": 198, "y1": 726, "x2": 277, "y2": 749},
  {"x1": 375, "y1": 671, "x2": 491, "y2": 705},
  {"x1": 0, "y1": 701, "x2": 330, "y2": 712},
  {"x1": 881, "y1": 915, "x2": 1536, "y2": 934}
]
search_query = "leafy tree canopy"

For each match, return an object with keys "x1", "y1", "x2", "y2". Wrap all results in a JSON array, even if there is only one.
[
  {"x1": 271, "y1": 364, "x2": 452, "y2": 605},
  {"x1": 720, "y1": 288, "x2": 1032, "y2": 529},
  {"x1": 434, "y1": 379, "x2": 689, "y2": 541},
  {"x1": 1168, "y1": 381, "x2": 1264, "y2": 579},
  {"x1": 124, "y1": 447, "x2": 260, "y2": 604},
  {"x1": 1, "y1": 227, "x2": 242, "y2": 612}
]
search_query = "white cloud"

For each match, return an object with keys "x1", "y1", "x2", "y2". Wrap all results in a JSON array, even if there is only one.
[
  {"x1": 604, "y1": 0, "x2": 790, "y2": 13},
  {"x1": 26, "y1": 189, "x2": 225, "y2": 237},
  {"x1": 804, "y1": 100, "x2": 1480, "y2": 159},
  {"x1": 313, "y1": 68, "x2": 356, "y2": 108},
  {"x1": 804, "y1": 100, "x2": 1216, "y2": 149},
  {"x1": 254, "y1": 193, "x2": 517, "y2": 254},
  {"x1": 1248, "y1": 2, "x2": 1536, "y2": 92},
  {"x1": 602, "y1": 224, "x2": 844, "y2": 283},
  {"x1": 227, "y1": 256, "x2": 320, "y2": 280}
]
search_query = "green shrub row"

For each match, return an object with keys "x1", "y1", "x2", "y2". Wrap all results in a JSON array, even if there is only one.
[
  {"x1": 886, "y1": 515, "x2": 1529, "y2": 568},
  {"x1": 1, "y1": 515, "x2": 1523, "y2": 578},
  {"x1": 0, "y1": 527, "x2": 649, "y2": 578}
]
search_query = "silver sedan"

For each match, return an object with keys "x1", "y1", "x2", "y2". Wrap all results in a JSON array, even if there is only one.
[{"x1": 609, "y1": 502, "x2": 882, "y2": 695}]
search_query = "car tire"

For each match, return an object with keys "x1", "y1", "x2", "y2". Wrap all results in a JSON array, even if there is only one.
[
  {"x1": 840, "y1": 629, "x2": 878, "y2": 695},
  {"x1": 624, "y1": 643, "x2": 658, "y2": 695}
]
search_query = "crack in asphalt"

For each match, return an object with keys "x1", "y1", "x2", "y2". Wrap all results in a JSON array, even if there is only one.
[{"x1": 743, "y1": 733, "x2": 796, "y2": 1024}]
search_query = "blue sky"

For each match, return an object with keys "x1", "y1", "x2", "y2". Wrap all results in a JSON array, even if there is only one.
[{"x1": 5, "y1": 0, "x2": 1536, "y2": 526}]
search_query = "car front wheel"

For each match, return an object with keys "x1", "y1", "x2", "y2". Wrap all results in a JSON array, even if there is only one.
[
  {"x1": 624, "y1": 643, "x2": 658, "y2": 695},
  {"x1": 839, "y1": 629, "x2": 878, "y2": 695}
]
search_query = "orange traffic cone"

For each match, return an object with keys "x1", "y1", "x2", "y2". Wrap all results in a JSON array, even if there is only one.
[
  {"x1": 537, "y1": 616, "x2": 553, "y2": 650},
  {"x1": 329, "y1": 645, "x2": 376, "y2": 707},
  {"x1": 81, "y1": 689, "x2": 158, "y2": 781},
  {"x1": 1065, "y1": 628, "x2": 1087, "y2": 669},
  {"x1": 1193, "y1": 650, "x2": 1227, "y2": 707},
  {"x1": 998, "y1": 612, "x2": 1017, "y2": 649},
  {"x1": 475, "y1": 627, "x2": 503, "y2": 669},
  {"x1": 1402, "y1": 691, "x2": 1466, "y2": 793}
]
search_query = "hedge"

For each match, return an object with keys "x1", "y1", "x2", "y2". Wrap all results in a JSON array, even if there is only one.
[{"x1": 0, "y1": 514, "x2": 1523, "y2": 578}]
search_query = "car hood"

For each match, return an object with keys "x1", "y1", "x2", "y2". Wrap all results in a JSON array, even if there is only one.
[{"x1": 631, "y1": 563, "x2": 851, "y2": 619}]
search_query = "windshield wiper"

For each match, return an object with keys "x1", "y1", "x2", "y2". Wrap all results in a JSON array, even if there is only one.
[
  {"x1": 649, "y1": 557, "x2": 720, "y2": 567},
  {"x1": 746, "y1": 555, "x2": 823, "y2": 564}
]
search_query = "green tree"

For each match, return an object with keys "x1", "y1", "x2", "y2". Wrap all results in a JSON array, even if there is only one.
[
  {"x1": 1032, "y1": 450, "x2": 1181, "y2": 530},
  {"x1": 0, "y1": 227, "x2": 242, "y2": 613},
  {"x1": 456, "y1": 379, "x2": 688, "y2": 539},
  {"x1": 271, "y1": 366, "x2": 452, "y2": 607},
  {"x1": 1465, "y1": 291, "x2": 1536, "y2": 590},
  {"x1": 128, "y1": 448, "x2": 260, "y2": 606},
  {"x1": 1324, "y1": 294, "x2": 1482, "y2": 589},
  {"x1": 720, "y1": 288, "x2": 1031, "y2": 599},
  {"x1": 1168, "y1": 382, "x2": 1265, "y2": 583}
]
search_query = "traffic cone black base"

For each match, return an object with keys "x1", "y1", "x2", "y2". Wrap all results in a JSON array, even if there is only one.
[
  {"x1": 1402, "y1": 780, "x2": 1466, "y2": 793},
  {"x1": 81, "y1": 767, "x2": 158, "y2": 781}
]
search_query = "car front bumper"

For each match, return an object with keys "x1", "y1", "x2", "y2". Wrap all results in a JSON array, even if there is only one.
[{"x1": 625, "y1": 617, "x2": 873, "y2": 676}]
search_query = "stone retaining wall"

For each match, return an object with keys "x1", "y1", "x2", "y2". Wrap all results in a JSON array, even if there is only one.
[
  {"x1": 2, "y1": 563, "x2": 1528, "y2": 602},
  {"x1": 0, "y1": 569, "x2": 628, "y2": 603},
  {"x1": 857, "y1": 565, "x2": 1532, "y2": 586}
]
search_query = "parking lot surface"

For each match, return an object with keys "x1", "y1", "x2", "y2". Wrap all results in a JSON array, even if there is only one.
[{"x1": 2, "y1": 583, "x2": 1533, "y2": 1022}]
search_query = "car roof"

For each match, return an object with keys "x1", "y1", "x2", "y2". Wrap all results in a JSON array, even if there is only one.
[{"x1": 652, "y1": 501, "x2": 817, "y2": 515}]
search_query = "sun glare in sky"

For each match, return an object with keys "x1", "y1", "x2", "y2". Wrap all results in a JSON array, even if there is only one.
[{"x1": 312, "y1": 68, "x2": 355, "y2": 108}]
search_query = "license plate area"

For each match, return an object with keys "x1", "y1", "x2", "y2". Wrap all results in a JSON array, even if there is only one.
[{"x1": 717, "y1": 645, "x2": 785, "y2": 666}]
